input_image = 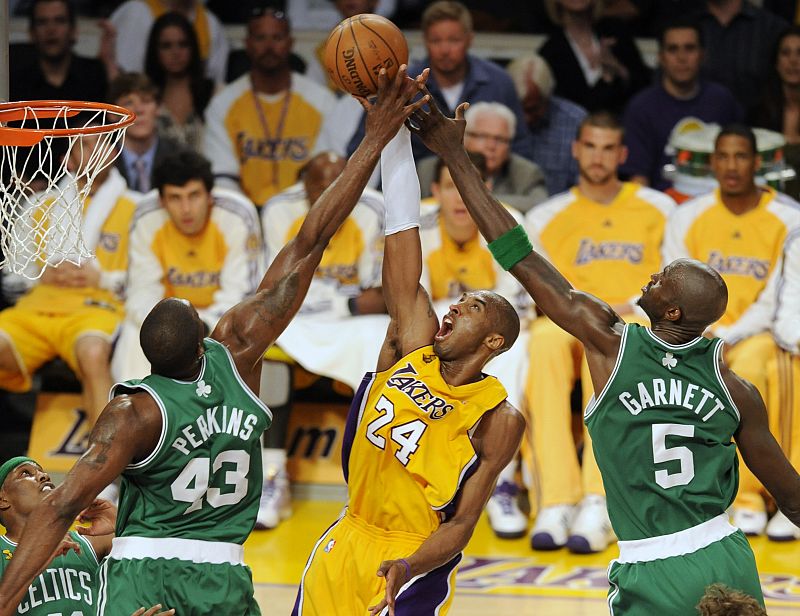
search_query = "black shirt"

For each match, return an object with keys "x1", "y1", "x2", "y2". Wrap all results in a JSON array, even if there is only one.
[{"x1": 10, "y1": 48, "x2": 109, "y2": 103}]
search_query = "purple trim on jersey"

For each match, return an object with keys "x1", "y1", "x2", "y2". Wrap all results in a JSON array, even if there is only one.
[
  {"x1": 438, "y1": 457, "x2": 480, "y2": 521},
  {"x1": 341, "y1": 372, "x2": 376, "y2": 483},
  {"x1": 391, "y1": 553, "x2": 462, "y2": 615}
]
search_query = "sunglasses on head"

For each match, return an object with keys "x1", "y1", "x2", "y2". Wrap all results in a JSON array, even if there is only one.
[{"x1": 249, "y1": 6, "x2": 287, "y2": 21}]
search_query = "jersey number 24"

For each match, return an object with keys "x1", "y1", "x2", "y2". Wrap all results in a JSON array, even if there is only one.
[{"x1": 365, "y1": 395, "x2": 428, "y2": 466}]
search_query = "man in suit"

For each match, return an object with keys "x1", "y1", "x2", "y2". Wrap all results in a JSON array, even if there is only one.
[
  {"x1": 110, "y1": 73, "x2": 185, "y2": 195},
  {"x1": 418, "y1": 102, "x2": 547, "y2": 213}
]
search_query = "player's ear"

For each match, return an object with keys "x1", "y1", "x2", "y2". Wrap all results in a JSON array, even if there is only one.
[
  {"x1": 664, "y1": 305, "x2": 682, "y2": 322},
  {"x1": 484, "y1": 333, "x2": 504, "y2": 353},
  {"x1": 0, "y1": 489, "x2": 10, "y2": 515}
]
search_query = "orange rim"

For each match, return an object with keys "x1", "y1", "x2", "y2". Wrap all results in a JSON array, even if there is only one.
[{"x1": 0, "y1": 100, "x2": 136, "y2": 147}]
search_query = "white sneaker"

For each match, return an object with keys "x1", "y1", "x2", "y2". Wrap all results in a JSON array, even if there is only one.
[
  {"x1": 254, "y1": 466, "x2": 292, "y2": 530},
  {"x1": 486, "y1": 481, "x2": 527, "y2": 539},
  {"x1": 566, "y1": 494, "x2": 616, "y2": 554},
  {"x1": 733, "y1": 508, "x2": 768, "y2": 536},
  {"x1": 530, "y1": 504, "x2": 574, "y2": 551},
  {"x1": 766, "y1": 510, "x2": 800, "y2": 542}
]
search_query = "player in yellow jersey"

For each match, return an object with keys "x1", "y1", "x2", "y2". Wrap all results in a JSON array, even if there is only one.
[
  {"x1": 112, "y1": 150, "x2": 263, "y2": 381},
  {"x1": 663, "y1": 125, "x2": 800, "y2": 535},
  {"x1": 293, "y1": 125, "x2": 526, "y2": 614},
  {"x1": 202, "y1": 7, "x2": 336, "y2": 206},
  {"x1": 0, "y1": 133, "x2": 137, "y2": 427},
  {"x1": 522, "y1": 111, "x2": 675, "y2": 553},
  {"x1": 419, "y1": 152, "x2": 531, "y2": 539}
]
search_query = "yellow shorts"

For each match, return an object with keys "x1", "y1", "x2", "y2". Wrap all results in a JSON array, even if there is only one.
[
  {"x1": 0, "y1": 304, "x2": 121, "y2": 392},
  {"x1": 293, "y1": 512, "x2": 460, "y2": 616}
]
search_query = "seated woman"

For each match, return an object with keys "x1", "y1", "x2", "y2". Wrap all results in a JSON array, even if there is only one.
[{"x1": 144, "y1": 12, "x2": 215, "y2": 152}]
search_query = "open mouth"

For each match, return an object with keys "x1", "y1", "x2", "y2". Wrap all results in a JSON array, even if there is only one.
[
  {"x1": 434, "y1": 316, "x2": 455, "y2": 342},
  {"x1": 41, "y1": 483, "x2": 55, "y2": 492}
]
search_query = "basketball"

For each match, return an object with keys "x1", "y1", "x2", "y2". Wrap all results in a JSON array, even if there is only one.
[{"x1": 323, "y1": 14, "x2": 409, "y2": 98}]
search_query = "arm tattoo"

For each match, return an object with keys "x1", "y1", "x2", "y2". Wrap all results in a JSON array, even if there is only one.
[{"x1": 253, "y1": 271, "x2": 301, "y2": 327}]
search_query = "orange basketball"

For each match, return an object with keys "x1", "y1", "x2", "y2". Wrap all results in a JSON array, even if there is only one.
[{"x1": 323, "y1": 14, "x2": 409, "y2": 97}]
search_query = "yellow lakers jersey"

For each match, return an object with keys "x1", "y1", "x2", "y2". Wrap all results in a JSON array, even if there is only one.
[
  {"x1": 203, "y1": 73, "x2": 337, "y2": 206},
  {"x1": 343, "y1": 346, "x2": 508, "y2": 537},
  {"x1": 18, "y1": 184, "x2": 137, "y2": 315},
  {"x1": 526, "y1": 183, "x2": 674, "y2": 305},
  {"x1": 663, "y1": 188, "x2": 800, "y2": 327},
  {"x1": 126, "y1": 187, "x2": 263, "y2": 326}
]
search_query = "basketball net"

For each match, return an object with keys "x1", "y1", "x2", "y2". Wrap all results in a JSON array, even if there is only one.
[{"x1": 0, "y1": 101, "x2": 134, "y2": 279}]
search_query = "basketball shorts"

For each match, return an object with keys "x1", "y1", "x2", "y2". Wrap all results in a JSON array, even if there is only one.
[
  {"x1": 0, "y1": 305, "x2": 120, "y2": 391},
  {"x1": 607, "y1": 530, "x2": 763, "y2": 615},
  {"x1": 293, "y1": 512, "x2": 460, "y2": 615},
  {"x1": 96, "y1": 556, "x2": 260, "y2": 616}
]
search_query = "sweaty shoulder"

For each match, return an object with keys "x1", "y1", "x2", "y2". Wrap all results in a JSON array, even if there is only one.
[{"x1": 472, "y1": 400, "x2": 525, "y2": 459}]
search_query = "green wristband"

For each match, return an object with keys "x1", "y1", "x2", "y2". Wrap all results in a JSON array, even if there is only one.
[{"x1": 488, "y1": 224, "x2": 533, "y2": 271}]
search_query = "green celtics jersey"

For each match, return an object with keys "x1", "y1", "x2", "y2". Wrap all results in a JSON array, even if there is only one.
[
  {"x1": 112, "y1": 337, "x2": 272, "y2": 544},
  {"x1": 0, "y1": 531, "x2": 98, "y2": 615},
  {"x1": 586, "y1": 324, "x2": 739, "y2": 541}
]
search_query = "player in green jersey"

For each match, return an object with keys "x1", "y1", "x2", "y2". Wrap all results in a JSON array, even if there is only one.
[
  {"x1": 0, "y1": 456, "x2": 173, "y2": 616},
  {"x1": 408, "y1": 97, "x2": 800, "y2": 614},
  {"x1": 0, "y1": 68, "x2": 431, "y2": 616}
]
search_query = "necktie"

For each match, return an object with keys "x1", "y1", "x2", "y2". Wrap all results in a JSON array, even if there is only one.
[{"x1": 133, "y1": 157, "x2": 149, "y2": 193}]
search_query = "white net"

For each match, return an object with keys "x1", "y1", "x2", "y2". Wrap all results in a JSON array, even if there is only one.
[{"x1": 0, "y1": 102, "x2": 133, "y2": 279}]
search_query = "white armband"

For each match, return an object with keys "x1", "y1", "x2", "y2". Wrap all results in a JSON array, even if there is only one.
[{"x1": 381, "y1": 126, "x2": 420, "y2": 235}]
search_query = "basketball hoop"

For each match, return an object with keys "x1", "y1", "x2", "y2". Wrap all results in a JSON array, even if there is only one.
[{"x1": 0, "y1": 100, "x2": 135, "y2": 279}]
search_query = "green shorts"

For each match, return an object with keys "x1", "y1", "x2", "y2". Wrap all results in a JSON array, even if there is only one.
[
  {"x1": 607, "y1": 530, "x2": 763, "y2": 615},
  {"x1": 96, "y1": 558, "x2": 261, "y2": 616}
]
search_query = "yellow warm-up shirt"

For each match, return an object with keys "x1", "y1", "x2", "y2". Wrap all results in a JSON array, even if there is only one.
[
  {"x1": 526, "y1": 183, "x2": 675, "y2": 305},
  {"x1": 126, "y1": 188, "x2": 262, "y2": 329},
  {"x1": 663, "y1": 187, "x2": 800, "y2": 328},
  {"x1": 343, "y1": 346, "x2": 507, "y2": 537},
  {"x1": 17, "y1": 181, "x2": 137, "y2": 314},
  {"x1": 203, "y1": 73, "x2": 336, "y2": 205}
]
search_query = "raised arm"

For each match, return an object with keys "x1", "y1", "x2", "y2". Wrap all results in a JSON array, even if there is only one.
[
  {"x1": 407, "y1": 97, "x2": 622, "y2": 360},
  {"x1": 726, "y1": 366, "x2": 800, "y2": 526},
  {"x1": 211, "y1": 68, "x2": 429, "y2": 388},
  {"x1": 376, "y1": 126, "x2": 439, "y2": 371},
  {"x1": 0, "y1": 395, "x2": 162, "y2": 615}
]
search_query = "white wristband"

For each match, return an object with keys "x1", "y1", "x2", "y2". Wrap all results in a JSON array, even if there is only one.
[{"x1": 381, "y1": 126, "x2": 420, "y2": 235}]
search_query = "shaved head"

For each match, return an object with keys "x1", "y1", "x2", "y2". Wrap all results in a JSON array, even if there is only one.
[
  {"x1": 481, "y1": 290, "x2": 520, "y2": 356},
  {"x1": 140, "y1": 298, "x2": 205, "y2": 378},
  {"x1": 638, "y1": 259, "x2": 728, "y2": 331}
]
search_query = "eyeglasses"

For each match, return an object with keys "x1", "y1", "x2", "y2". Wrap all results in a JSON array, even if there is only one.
[
  {"x1": 465, "y1": 131, "x2": 511, "y2": 146},
  {"x1": 249, "y1": 6, "x2": 287, "y2": 21}
]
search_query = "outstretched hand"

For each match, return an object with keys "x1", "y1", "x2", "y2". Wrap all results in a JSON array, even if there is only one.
[
  {"x1": 76, "y1": 498, "x2": 117, "y2": 537},
  {"x1": 130, "y1": 605, "x2": 175, "y2": 616},
  {"x1": 405, "y1": 89, "x2": 469, "y2": 157},
  {"x1": 367, "y1": 559, "x2": 411, "y2": 616},
  {"x1": 357, "y1": 65, "x2": 431, "y2": 148}
]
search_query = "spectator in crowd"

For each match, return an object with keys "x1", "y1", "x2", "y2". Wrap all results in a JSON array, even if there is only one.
[
  {"x1": 525, "y1": 111, "x2": 675, "y2": 554},
  {"x1": 622, "y1": 18, "x2": 743, "y2": 190},
  {"x1": 111, "y1": 73, "x2": 185, "y2": 195},
  {"x1": 342, "y1": 1, "x2": 534, "y2": 162},
  {"x1": 0, "y1": 133, "x2": 138, "y2": 428},
  {"x1": 662, "y1": 124, "x2": 800, "y2": 537},
  {"x1": 107, "y1": 0, "x2": 229, "y2": 84},
  {"x1": 765, "y1": 229, "x2": 800, "y2": 541},
  {"x1": 111, "y1": 151, "x2": 262, "y2": 382},
  {"x1": 9, "y1": 0, "x2": 110, "y2": 102},
  {"x1": 285, "y1": 0, "x2": 396, "y2": 31},
  {"x1": 750, "y1": 26, "x2": 800, "y2": 200},
  {"x1": 506, "y1": 53, "x2": 587, "y2": 196},
  {"x1": 257, "y1": 151, "x2": 385, "y2": 529},
  {"x1": 694, "y1": 0, "x2": 787, "y2": 110},
  {"x1": 203, "y1": 6, "x2": 336, "y2": 206},
  {"x1": 419, "y1": 152, "x2": 531, "y2": 539},
  {"x1": 144, "y1": 12, "x2": 216, "y2": 152},
  {"x1": 539, "y1": 0, "x2": 651, "y2": 114},
  {"x1": 417, "y1": 102, "x2": 547, "y2": 213}
]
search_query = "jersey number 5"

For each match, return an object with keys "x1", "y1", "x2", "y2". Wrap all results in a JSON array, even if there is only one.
[
  {"x1": 652, "y1": 423, "x2": 695, "y2": 489},
  {"x1": 171, "y1": 450, "x2": 250, "y2": 514},
  {"x1": 365, "y1": 395, "x2": 427, "y2": 465}
]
